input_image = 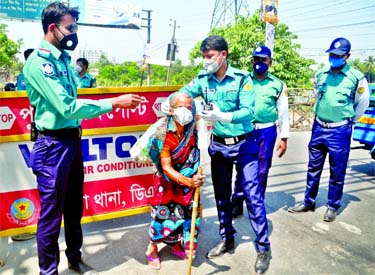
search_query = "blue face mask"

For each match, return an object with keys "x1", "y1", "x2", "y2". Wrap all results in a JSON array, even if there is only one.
[
  {"x1": 329, "y1": 56, "x2": 346, "y2": 68},
  {"x1": 253, "y1": 62, "x2": 269, "y2": 74}
]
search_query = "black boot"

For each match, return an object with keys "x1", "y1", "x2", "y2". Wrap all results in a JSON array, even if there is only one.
[{"x1": 254, "y1": 251, "x2": 270, "y2": 274}]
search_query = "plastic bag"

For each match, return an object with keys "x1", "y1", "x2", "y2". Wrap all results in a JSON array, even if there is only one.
[{"x1": 130, "y1": 117, "x2": 168, "y2": 164}]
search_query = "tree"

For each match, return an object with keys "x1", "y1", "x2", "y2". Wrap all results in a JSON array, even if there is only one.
[
  {"x1": 189, "y1": 12, "x2": 316, "y2": 88},
  {"x1": 0, "y1": 24, "x2": 22, "y2": 83},
  {"x1": 363, "y1": 56, "x2": 375, "y2": 83}
]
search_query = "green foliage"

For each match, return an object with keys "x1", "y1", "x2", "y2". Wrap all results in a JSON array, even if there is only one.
[
  {"x1": 94, "y1": 59, "x2": 200, "y2": 87},
  {"x1": 0, "y1": 24, "x2": 23, "y2": 83},
  {"x1": 350, "y1": 56, "x2": 375, "y2": 83},
  {"x1": 189, "y1": 13, "x2": 316, "y2": 88},
  {"x1": 0, "y1": 24, "x2": 21, "y2": 67}
]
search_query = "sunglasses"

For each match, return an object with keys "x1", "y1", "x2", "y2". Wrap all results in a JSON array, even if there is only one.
[{"x1": 56, "y1": 23, "x2": 78, "y2": 33}]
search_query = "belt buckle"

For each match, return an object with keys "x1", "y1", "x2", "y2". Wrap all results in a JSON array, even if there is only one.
[
  {"x1": 224, "y1": 137, "x2": 236, "y2": 145},
  {"x1": 78, "y1": 127, "x2": 82, "y2": 138}
]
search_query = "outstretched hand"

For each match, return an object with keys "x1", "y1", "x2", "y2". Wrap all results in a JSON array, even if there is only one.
[{"x1": 113, "y1": 94, "x2": 142, "y2": 109}]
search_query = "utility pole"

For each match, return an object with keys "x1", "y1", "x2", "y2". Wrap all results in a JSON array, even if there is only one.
[
  {"x1": 141, "y1": 9, "x2": 152, "y2": 86},
  {"x1": 166, "y1": 19, "x2": 178, "y2": 85}
]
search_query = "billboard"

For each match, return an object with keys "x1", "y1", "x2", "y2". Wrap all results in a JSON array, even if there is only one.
[{"x1": 0, "y1": 0, "x2": 141, "y2": 29}]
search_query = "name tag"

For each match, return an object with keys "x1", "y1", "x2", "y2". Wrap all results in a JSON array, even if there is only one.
[{"x1": 205, "y1": 87, "x2": 216, "y2": 93}]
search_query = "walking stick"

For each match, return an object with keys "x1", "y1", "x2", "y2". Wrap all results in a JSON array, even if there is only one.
[{"x1": 187, "y1": 166, "x2": 202, "y2": 275}]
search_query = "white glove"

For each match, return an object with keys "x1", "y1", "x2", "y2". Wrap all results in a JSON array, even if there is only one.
[{"x1": 200, "y1": 103, "x2": 232, "y2": 122}]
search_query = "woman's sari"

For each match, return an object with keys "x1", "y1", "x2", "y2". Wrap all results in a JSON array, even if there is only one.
[{"x1": 148, "y1": 97, "x2": 201, "y2": 255}]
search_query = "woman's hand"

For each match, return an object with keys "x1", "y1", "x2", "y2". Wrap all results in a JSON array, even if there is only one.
[{"x1": 189, "y1": 174, "x2": 205, "y2": 188}]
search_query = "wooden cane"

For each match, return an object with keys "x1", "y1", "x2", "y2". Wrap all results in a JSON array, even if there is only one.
[{"x1": 187, "y1": 166, "x2": 202, "y2": 275}]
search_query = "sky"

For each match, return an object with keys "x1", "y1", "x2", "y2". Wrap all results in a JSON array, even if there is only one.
[{"x1": 0, "y1": 0, "x2": 374, "y2": 66}]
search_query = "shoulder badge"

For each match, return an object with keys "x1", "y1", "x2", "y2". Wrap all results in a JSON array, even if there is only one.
[
  {"x1": 42, "y1": 63, "x2": 55, "y2": 76},
  {"x1": 357, "y1": 87, "x2": 365, "y2": 94},
  {"x1": 244, "y1": 83, "x2": 252, "y2": 92}
]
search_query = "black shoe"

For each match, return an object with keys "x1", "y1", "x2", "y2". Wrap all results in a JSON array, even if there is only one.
[
  {"x1": 254, "y1": 251, "x2": 270, "y2": 274},
  {"x1": 232, "y1": 201, "x2": 243, "y2": 218},
  {"x1": 206, "y1": 239, "x2": 235, "y2": 259},
  {"x1": 323, "y1": 208, "x2": 337, "y2": 222},
  {"x1": 287, "y1": 203, "x2": 315, "y2": 213},
  {"x1": 68, "y1": 260, "x2": 99, "y2": 275}
]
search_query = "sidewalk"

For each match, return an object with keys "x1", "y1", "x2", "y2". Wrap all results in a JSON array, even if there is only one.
[{"x1": 1, "y1": 131, "x2": 374, "y2": 275}]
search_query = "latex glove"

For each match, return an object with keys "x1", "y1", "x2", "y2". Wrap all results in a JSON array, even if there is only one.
[{"x1": 200, "y1": 103, "x2": 232, "y2": 122}]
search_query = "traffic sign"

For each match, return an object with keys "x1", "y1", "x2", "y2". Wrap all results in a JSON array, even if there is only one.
[{"x1": 0, "y1": 106, "x2": 16, "y2": 130}]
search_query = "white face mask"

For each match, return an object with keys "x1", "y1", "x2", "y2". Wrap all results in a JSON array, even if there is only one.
[
  {"x1": 75, "y1": 65, "x2": 82, "y2": 73},
  {"x1": 173, "y1": 107, "x2": 193, "y2": 126},
  {"x1": 203, "y1": 54, "x2": 224, "y2": 74}
]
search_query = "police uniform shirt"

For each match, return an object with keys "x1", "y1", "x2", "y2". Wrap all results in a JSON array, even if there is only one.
[
  {"x1": 23, "y1": 40, "x2": 112, "y2": 131},
  {"x1": 314, "y1": 63, "x2": 369, "y2": 123},
  {"x1": 251, "y1": 72, "x2": 290, "y2": 138},
  {"x1": 16, "y1": 73, "x2": 26, "y2": 91},
  {"x1": 180, "y1": 65, "x2": 255, "y2": 138},
  {"x1": 76, "y1": 72, "x2": 96, "y2": 88}
]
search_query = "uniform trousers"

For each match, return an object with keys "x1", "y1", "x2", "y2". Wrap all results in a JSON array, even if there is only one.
[
  {"x1": 232, "y1": 125, "x2": 278, "y2": 201},
  {"x1": 208, "y1": 133, "x2": 270, "y2": 252},
  {"x1": 303, "y1": 121, "x2": 352, "y2": 210},
  {"x1": 30, "y1": 135, "x2": 84, "y2": 275}
]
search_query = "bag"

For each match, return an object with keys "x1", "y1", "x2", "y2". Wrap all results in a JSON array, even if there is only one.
[{"x1": 130, "y1": 117, "x2": 168, "y2": 164}]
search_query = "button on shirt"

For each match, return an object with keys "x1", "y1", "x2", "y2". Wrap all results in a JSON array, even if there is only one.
[
  {"x1": 251, "y1": 72, "x2": 290, "y2": 138},
  {"x1": 314, "y1": 64, "x2": 369, "y2": 123},
  {"x1": 23, "y1": 40, "x2": 112, "y2": 131},
  {"x1": 180, "y1": 65, "x2": 255, "y2": 138}
]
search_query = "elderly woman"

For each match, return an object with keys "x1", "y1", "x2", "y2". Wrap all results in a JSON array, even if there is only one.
[{"x1": 145, "y1": 91, "x2": 205, "y2": 270}]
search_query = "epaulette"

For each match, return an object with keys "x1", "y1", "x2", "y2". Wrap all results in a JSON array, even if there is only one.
[
  {"x1": 348, "y1": 67, "x2": 365, "y2": 82},
  {"x1": 233, "y1": 68, "x2": 249, "y2": 77},
  {"x1": 37, "y1": 48, "x2": 52, "y2": 59}
]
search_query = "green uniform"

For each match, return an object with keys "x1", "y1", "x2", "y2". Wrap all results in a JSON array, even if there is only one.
[
  {"x1": 251, "y1": 72, "x2": 283, "y2": 124},
  {"x1": 23, "y1": 40, "x2": 112, "y2": 131},
  {"x1": 180, "y1": 65, "x2": 255, "y2": 137},
  {"x1": 314, "y1": 64, "x2": 365, "y2": 123},
  {"x1": 16, "y1": 72, "x2": 26, "y2": 91},
  {"x1": 75, "y1": 72, "x2": 96, "y2": 88}
]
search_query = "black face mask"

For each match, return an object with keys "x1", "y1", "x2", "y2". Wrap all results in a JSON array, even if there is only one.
[{"x1": 60, "y1": 32, "x2": 78, "y2": 51}]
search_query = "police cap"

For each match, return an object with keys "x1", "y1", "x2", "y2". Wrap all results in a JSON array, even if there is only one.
[
  {"x1": 326, "y1": 37, "x2": 351, "y2": 55},
  {"x1": 252, "y1": 46, "x2": 272, "y2": 58}
]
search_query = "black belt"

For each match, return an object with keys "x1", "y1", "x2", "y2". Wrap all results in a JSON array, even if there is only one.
[
  {"x1": 38, "y1": 127, "x2": 82, "y2": 140},
  {"x1": 212, "y1": 133, "x2": 249, "y2": 145}
]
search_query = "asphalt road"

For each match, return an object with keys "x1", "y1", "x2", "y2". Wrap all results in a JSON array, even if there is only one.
[{"x1": 1, "y1": 131, "x2": 374, "y2": 275}]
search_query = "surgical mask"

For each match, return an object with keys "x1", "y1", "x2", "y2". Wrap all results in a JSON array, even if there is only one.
[
  {"x1": 173, "y1": 107, "x2": 193, "y2": 126},
  {"x1": 329, "y1": 56, "x2": 346, "y2": 68},
  {"x1": 203, "y1": 54, "x2": 224, "y2": 74},
  {"x1": 74, "y1": 65, "x2": 82, "y2": 73},
  {"x1": 60, "y1": 32, "x2": 78, "y2": 51},
  {"x1": 253, "y1": 62, "x2": 268, "y2": 74}
]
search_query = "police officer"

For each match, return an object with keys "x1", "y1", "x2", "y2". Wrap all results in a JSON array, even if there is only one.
[
  {"x1": 232, "y1": 46, "x2": 290, "y2": 218},
  {"x1": 16, "y1": 48, "x2": 34, "y2": 91},
  {"x1": 288, "y1": 37, "x2": 369, "y2": 222},
  {"x1": 23, "y1": 3, "x2": 141, "y2": 275},
  {"x1": 179, "y1": 35, "x2": 271, "y2": 274},
  {"x1": 75, "y1": 57, "x2": 96, "y2": 88}
]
